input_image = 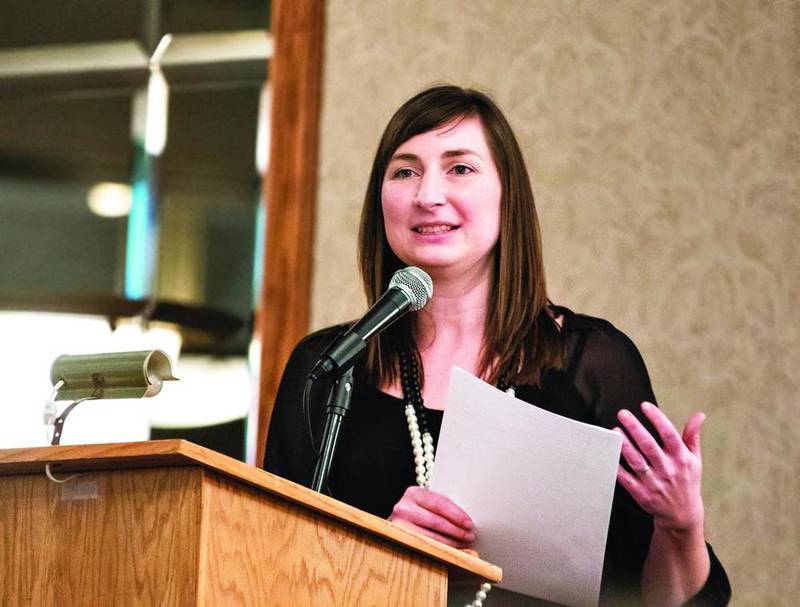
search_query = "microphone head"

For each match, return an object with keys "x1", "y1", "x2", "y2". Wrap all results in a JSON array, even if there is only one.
[{"x1": 389, "y1": 266, "x2": 433, "y2": 311}]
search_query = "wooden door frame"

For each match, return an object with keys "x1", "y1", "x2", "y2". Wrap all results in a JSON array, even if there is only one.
[{"x1": 254, "y1": 0, "x2": 324, "y2": 467}]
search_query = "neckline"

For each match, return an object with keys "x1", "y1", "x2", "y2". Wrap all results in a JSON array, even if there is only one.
[
  {"x1": 366, "y1": 382, "x2": 445, "y2": 413},
  {"x1": 354, "y1": 305, "x2": 574, "y2": 408}
]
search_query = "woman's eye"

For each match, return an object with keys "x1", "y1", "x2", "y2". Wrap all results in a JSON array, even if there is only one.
[
  {"x1": 393, "y1": 168, "x2": 415, "y2": 179},
  {"x1": 450, "y1": 164, "x2": 474, "y2": 175}
]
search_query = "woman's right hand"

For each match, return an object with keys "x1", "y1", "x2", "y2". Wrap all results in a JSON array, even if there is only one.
[{"x1": 388, "y1": 486, "x2": 476, "y2": 548}]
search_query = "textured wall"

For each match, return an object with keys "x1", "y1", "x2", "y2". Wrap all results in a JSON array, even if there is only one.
[{"x1": 313, "y1": 1, "x2": 799, "y2": 603}]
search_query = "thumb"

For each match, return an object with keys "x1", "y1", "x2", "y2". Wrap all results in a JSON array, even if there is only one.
[{"x1": 682, "y1": 411, "x2": 706, "y2": 458}]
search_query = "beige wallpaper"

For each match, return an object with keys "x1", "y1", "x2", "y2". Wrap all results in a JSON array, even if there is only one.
[{"x1": 313, "y1": 1, "x2": 799, "y2": 603}]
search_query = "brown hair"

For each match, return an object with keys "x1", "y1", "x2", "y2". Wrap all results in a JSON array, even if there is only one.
[{"x1": 358, "y1": 84, "x2": 562, "y2": 388}]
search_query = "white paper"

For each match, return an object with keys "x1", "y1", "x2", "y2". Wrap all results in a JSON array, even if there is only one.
[{"x1": 430, "y1": 368, "x2": 623, "y2": 607}]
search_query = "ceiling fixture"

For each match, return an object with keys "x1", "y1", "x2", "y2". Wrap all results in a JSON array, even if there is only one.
[{"x1": 87, "y1": 182, "x2": 133, "y2": 217}]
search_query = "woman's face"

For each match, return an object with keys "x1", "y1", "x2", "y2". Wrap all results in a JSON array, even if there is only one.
[{"x1": 380, "y1": 115, "x2": 502, "y2": 279}]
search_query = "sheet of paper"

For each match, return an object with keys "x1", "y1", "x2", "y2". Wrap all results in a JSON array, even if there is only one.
[{"x1": 430, "y1": 368, "x2": 623, "y2": 607}]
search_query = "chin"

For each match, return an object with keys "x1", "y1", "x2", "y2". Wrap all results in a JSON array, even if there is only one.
[
  {"x1": 395, "y1": 252, "x2": 454, "y2": 269},
  {"x1": 405, "y1": 260, "x2": 468, "y2": 279}
]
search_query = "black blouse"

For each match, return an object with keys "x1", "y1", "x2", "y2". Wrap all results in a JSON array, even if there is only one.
[{"x1": 264, "y1": 307, "x2": 730, "y2": 606}]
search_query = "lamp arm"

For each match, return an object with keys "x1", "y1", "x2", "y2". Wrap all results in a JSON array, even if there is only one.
[{"x1": 48, "y1": 396, "x2": 97, "y2": 446}]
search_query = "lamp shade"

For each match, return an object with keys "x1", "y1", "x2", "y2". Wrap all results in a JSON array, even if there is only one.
[{"x1": 51, "y1": 349, "x2": 177, "y2": 401}]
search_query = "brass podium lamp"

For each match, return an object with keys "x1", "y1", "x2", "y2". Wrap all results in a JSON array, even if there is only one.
[{"x1": 44, "y1": 350, "x2": 178, "y2": 447}]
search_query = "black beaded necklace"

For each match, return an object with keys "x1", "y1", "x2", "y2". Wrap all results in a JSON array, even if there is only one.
[
  {"x1": 398, "y1": 345, "x2": 515, "y2": 466},
  {"x1": 399, "y1": 346, "x2": 513, "y2": 421},
  {"x1": 398, "y1": 347, "x2": 431, "y2": 435}
]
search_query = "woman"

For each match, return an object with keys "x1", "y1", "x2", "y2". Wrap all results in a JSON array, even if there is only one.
[{"x1": 265, "y1": 85, "x2": 730, "y2": 606}]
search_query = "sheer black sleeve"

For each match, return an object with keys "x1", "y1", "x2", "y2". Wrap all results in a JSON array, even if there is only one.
[{"x1": 567, "y1": 316, "x2": 656, "y2": 430}]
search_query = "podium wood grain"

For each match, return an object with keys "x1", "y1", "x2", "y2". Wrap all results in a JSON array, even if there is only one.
[
  {"x1": 0, "y1": 441, "x2": 500, "y2": 606},
  {"x1": 199, "y1": 472, "x2": 445, "y2": 605},
  {"x1": 2, "y1": 468, "x2": 201, "y2": 606}
]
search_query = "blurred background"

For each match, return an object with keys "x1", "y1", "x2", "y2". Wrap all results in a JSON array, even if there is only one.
[
  {"x1": 0, "y1": 0, "x2": 270, "y2": 461},
  {"x1": 0, "y1": 1, "x2": 797, "y2": 604}
]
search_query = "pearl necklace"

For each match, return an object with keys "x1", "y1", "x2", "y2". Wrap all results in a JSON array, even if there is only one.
[
  {"x1": 399, "y1": 348, "x2": 512, "y2": 607},
  {"x1": 404, "y1": 404, "x2": 435, "y2": 487}
]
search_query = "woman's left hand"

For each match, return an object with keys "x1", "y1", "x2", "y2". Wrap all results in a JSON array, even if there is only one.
[{"x1": 615, "y1": 402, "x2": 706, "y2": 532}]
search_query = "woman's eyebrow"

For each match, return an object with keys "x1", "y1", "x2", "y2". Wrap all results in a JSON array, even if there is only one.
[
  {"x1": 442, "y1": 148, "x2": 483, "y2": 160},
  {"x1": 388, "y1": 149, "x2": 484, "y2": 163},
  {"x1": 389, "y1": 152, "x2": 419, "y2": 163}
]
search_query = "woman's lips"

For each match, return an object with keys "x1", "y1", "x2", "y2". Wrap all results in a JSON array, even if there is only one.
[{"x1": 412, "y1": 224, "x2": 459, "y2": 235}]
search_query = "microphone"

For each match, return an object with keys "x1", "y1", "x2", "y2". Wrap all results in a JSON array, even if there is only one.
[{"x1": 308, "y1": 266, "x2": 433, "y2": 381}]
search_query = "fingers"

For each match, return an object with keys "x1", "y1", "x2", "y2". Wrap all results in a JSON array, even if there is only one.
[
  {"x1": 615, "y1": 405, "x2": 707, "y2": 531},
  {"x1": 682, "y1": 412, "x2": 705, "y2": 458},
  {"x1": 617, "y1": 407, "x2": 666, "y2": 471},
  {"x1": 413, "y1": 487, "x2": 474, "y2": 529},
  {"x1": 395, "y1": 503, "x2": 476, "y2": 544},
  {"x1": 390, "y1": 487, "x2": 476, "y2": 547},
  {"x1": 391, "y1": 518, "x2": 472, "y2": 548},
  {"x1": 640, "y1": 402, "x2": 684, "y2": 454},
  {"x1": 614, "y1": 427, "x2": 652, "y2": 476},
  {"x1": 616, "y1": 404, "x2": 707, "y2": 478},
  {"x1": 616, "y1": 460, "x2": 649, "y2": 504}
]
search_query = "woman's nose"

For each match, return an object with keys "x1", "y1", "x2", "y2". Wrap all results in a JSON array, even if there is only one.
[{"x1": 414, "y1": 172, "x2": 446, "y2": 208}]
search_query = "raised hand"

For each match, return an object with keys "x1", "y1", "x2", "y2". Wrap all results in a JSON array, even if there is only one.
[
  {"x1": 389, "y1": 486, "x2": 476, "y2": 548},
  {"x1": 614, "y1": 402, "x2": 706, "y2": 532}
]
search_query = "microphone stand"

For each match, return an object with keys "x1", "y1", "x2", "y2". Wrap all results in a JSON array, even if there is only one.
[{"x1": 311, "y1": 365, "x2": 354, "y2": 493}]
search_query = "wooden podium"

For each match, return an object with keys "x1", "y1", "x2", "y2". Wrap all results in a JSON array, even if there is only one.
[{"x1": 0, "y1": 440, "x2": 500, "y2": 606}]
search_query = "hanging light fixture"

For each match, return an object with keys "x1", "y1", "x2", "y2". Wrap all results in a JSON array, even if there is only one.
[
  {"x1": 145, "y1": 34, "x2": 172, "y2": 157},
  {"x1": 87, "y1": 182, "x2": 133, "y2": 217}
]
